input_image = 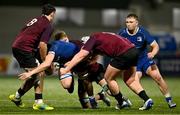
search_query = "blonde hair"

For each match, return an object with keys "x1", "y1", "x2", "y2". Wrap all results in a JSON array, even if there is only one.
[{"x1": 54, "y1": 31, "x2": 67, "y2": 40}]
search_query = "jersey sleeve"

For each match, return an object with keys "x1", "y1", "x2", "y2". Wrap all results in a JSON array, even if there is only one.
[
  {"x1": 141, "y1": 27, "x2": 155, "y2": 45},
  {"x1": 48, "y1": 42, "x2": 57, "y2": 55},
  {"x1": 40, "y1": 24, "x2": 53, "y2": 43},
  {"x1": 82, "y1": 37, "x2": 96, "y2": 52}
]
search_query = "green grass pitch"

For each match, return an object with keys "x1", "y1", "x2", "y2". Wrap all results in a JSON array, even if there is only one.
[{"x1": 0, "y1": 76, "x2": 179, "y2": 114}]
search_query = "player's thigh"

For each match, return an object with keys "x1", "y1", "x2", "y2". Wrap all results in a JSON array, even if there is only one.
[
  {"x1": 104, "y1": 64, "x2": 120, "y2": 82},
  {"x1": 12, "y1": 48, "x2": 37, "y2": 68},
  {"x1": 146, "y1": 64, "x2": 162, "y2": 80},
  {"x1": 110, "y1": 48, "x2": 138, "y2": 70}
]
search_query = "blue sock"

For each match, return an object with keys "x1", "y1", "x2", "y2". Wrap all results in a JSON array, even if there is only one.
[{"x1": 165, "y1": 97, "x2": 172, "y2": 103}]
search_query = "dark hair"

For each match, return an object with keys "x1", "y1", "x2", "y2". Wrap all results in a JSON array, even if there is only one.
[
  {"x1": 54, "y1": 31, "x2": 67, "y2": 40},
  {"x1": 126, "y1": 13, "x2": 139, "y2": 21},
  {"x1": 42, "y1": 4, "x2": 56, "y2": 15}
]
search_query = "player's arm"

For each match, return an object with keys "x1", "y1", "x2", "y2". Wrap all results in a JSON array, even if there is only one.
[
  {"x1": 142, "y1": 27, "x2": 159, "y2": 59},
  {"x1": 39, "y1": 42, "x2": 48, "y2": 61},
  {"x1": 148, "y1": 40, "x2": 159, "y2": 59},
  {"x1": 39, "y1": 24, "x2": 53, "y2": 61},
  {"x1": 19, "y1": 53, "x2": 55, "y2": 80},
  {"x1": 60, "y1": 49, "x2": 90, "y2": 75}
]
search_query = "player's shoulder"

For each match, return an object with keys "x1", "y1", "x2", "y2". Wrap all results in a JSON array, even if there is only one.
[
  {"x1": 50, "y1": 40, "x2": 62, "y2": 47},
  {"x1": 36, "y1": 16, "x2": 50, "y2": 26},
  {"x1": 118, "y1": 27, "x2": 126, "y2": 34},
  {"x1": 29, "y1": 16, "x2": 44, "y2": 22},
  {"x1": 138, "y1": 26, "x2": 149, "y2": 33}
]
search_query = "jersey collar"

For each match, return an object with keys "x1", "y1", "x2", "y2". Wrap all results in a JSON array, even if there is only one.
[{"x1": 126, "y1": 27, "x2": 139, "y2": 36}]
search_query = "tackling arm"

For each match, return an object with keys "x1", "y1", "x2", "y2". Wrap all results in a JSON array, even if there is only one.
[
  {"x1": 60, "y1": 49, "x2": 90, "y2": 75},
  {"x1": 18, "y1": 53, "x2": 55, "y2": 80}
]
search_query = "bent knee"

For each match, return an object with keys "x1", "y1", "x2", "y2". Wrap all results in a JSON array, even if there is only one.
[
  {"x1": 153, "y1": 75, "x2": 162, "y2": 82},
  {"x1": 149, "y1": 72, "x2": 162, "y2": 82}
]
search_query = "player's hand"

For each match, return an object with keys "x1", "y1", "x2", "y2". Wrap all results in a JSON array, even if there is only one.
[
  {"x1": 18, "y1": 72, "x2": 32, "y2": 80},
  {"x1": 147, "y1": 52, "x2": 154, "y2": 59},
  {"x1": 60, "y1": 68, "x2": 69, "y2": 75}
]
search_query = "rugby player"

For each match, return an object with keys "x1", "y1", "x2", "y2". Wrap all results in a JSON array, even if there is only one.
[
  {"x1": 118, "y1": 13, "x2": 176, "y2": 110},
  {"x1": 9, "y1": 4, "x2": 56, "y2": 110},
  {"x1": 60, "y1": 32, "x2": 145, "y2": 110}
]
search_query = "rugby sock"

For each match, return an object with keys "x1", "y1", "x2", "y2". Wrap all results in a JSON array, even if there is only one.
[
  {"x1": 165, "y1": 97, "x2": 172, "y2": 103},
  {"x1": 113, "y1": 92, "x2": 123, "y2": 105},
  {"x1": 15, "y1": 88, "x2": 25, "y2": 99},
  {"x1": 101, "y1": 84, "x2": 109, "y2": 93},
  {"x1": 89, "y1": 96, "x2": 95, "y2": 100},
  {"x1": 79, "y1": 98, "x2": 89, "y2": 108},
  {"x1": 21, "y1": 76, "x2": 38, "y2": 93},
  {"x1": 89, "y1": 96, "x2": 97, "y2": 108},
  {"x1": 138, "y1": 90, "x2": 149, "y2": 102},
  {"x1": 165, "y1": 93, "x2": 172, "y2": 103},
  {"x1": 98, "y1": 92, "x2": 104, "y2": 100},
  {"x1": 35, "y1": 93, "x2": 43, "y2": 104}
]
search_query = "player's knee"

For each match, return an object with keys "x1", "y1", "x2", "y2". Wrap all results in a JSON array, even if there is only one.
[
  {"x1": 154, "y1": 75, "x2": 162, "y2": 82},
  {"x1": 150, "y1": 71, "x2": 162, "y2": 82}
]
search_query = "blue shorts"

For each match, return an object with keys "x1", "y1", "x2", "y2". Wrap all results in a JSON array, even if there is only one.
[{"x1": 137, "y1": 56, "x2": 155, "y2": 73}]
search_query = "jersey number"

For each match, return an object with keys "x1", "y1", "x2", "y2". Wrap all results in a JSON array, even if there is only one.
[{"x1": 26, "y1": 18, "x2": 37, "y2": 26}]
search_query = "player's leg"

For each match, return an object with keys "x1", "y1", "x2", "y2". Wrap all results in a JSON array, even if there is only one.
[
  {"x1": 78, "y1": 79, "x2": 91, "y2": 109},
  {"x1": 32, "y1": 72, "x2": 54, "y2": 110},
  {"x1": 98, "y1": 79, "x2": 109, "y2": 92},
  {"x1": 9, "y1": 49, "x2": 39, "y2": 107},
  {"x1": 95, "y1": 63, "x2": 110, "y2": 93},
  {"x1": 9, "y1": 71, "x2": 54, "y2": 110},
  {"x1": 9, "y1": 72, "x2": 37, "y2": 108},
  {"x1": 83, "y1": 79, "x2": 98, "y2": 109},
  {"x1": 10, "y1": 48, "x2": 53, "y2": 110},
  {"x1": 121, "y1": 48, "x2": 153, "y2": 110},
  {"x1": 59, "y1": 71, "x2": 74, "y2": 93},
  {"x1": 146, "y1": 64, "x2": 176, "y2": 108},
  {"x1": 88, "y1": 63, "x2": 111, "y2": 106},
  {"x1": 95, "y1": 78, "x2": 111, "y2": 106},
  {"x1": 104, "y1": 64, "x2": 130, "y2": 109},
  {"x1": 30, "y1": 58, "x2": 54, "y2": 110},
  {"x1": 123, "y1": 67, "x2": 153, "y2": 110}
]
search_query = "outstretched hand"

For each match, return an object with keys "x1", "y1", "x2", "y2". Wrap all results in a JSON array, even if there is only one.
[{"x1": 18, "y1": 72, "x2": 32, "y2": 81}]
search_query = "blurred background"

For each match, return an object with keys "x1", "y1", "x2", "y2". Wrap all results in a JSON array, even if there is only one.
[{"x1": 0, "y1": 0, "x2": 180, "y2": 76}]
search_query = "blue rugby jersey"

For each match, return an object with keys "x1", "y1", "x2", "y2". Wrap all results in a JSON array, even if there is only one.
[
  {"x1": 118, "y1": 26, "x2": 155, "y2": 57},
  {"x1": 49, "y1": 40, "x2": 80, "y2": 63}
]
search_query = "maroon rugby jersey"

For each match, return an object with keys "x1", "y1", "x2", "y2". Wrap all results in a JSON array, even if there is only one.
[
  {"x1": 12, "y1": 15, "x2": 53, "y2": 52},
  {"x1": 82, "y1": 32, "x2": 135, "y2": 57}
]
